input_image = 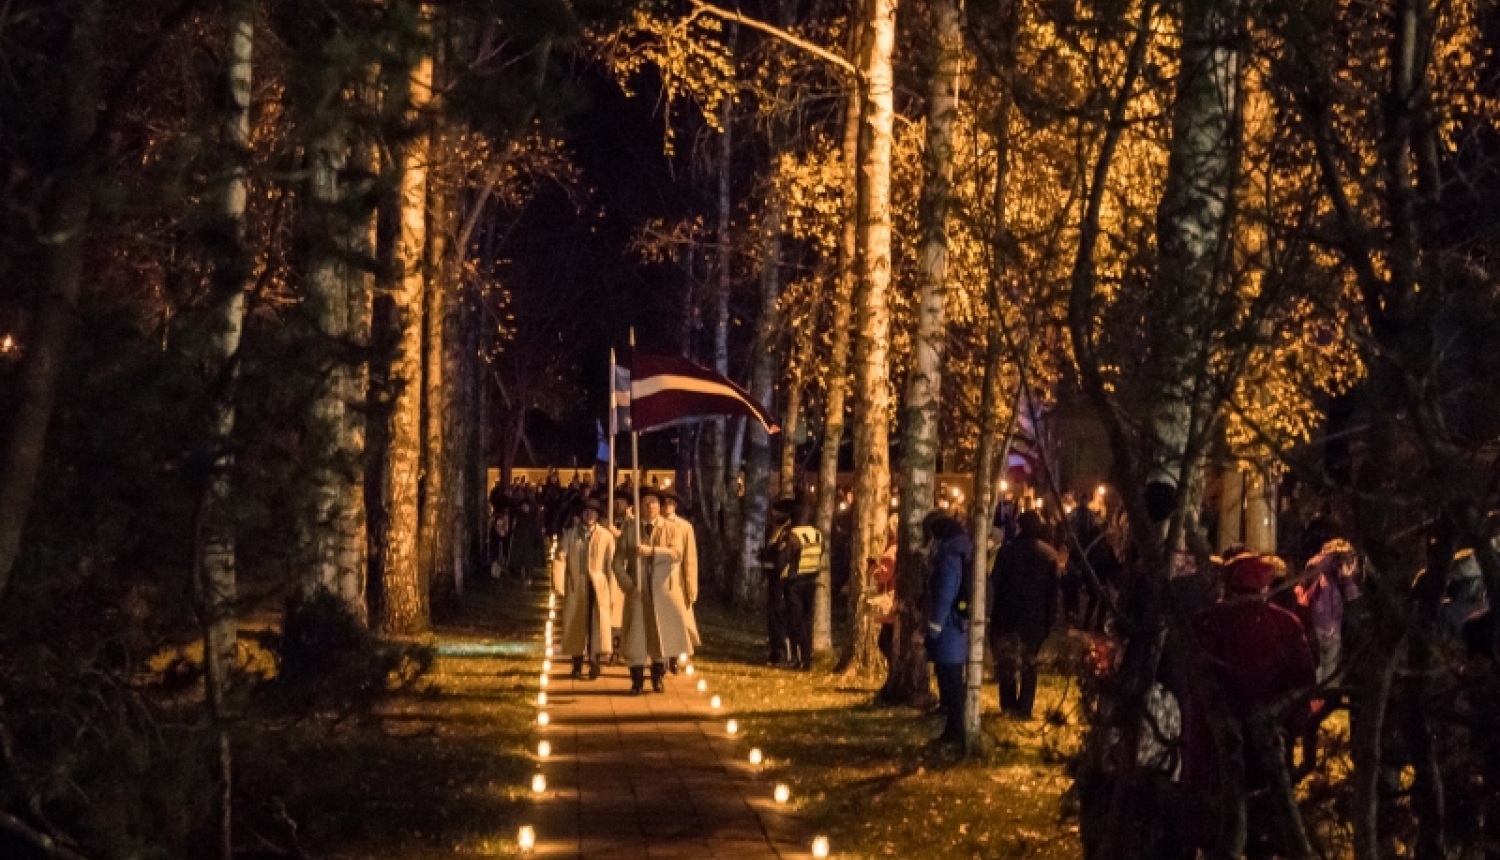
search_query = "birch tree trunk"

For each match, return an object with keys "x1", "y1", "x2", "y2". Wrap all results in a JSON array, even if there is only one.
[
  {"x1": 301, "y1": 53, "x2": 369, "y2": 620},
  {"x1": 739, "y1": 188, "x2": 783, "y2": 607},
  {"x1": 704, "y1": 91, "x2": 734, "y2": 596},
  {"x1": 815, "y1": 21, "x2": 866, "y2": 656},
  {"x1": 374, "y1": 21, "x2": 433, "y2": 637},
  {"x1": 844, "y1": 0, "x2": 898, "y2": 679},
  {"x1": 777, "y1": 336, "x2": 807, "y2": 497},
  {"x1": 194, "y1": 6, "x2": 254, "y2": 856},
  {"x1": 0, "y1": 0, "x2": 100, "y2": 599},
  {"x1": 886, "y1": 0, "x2": 961, "y2": 704},
  {"x1": 1148, "y1": 0, "x2": 1243, "y2": 492}
]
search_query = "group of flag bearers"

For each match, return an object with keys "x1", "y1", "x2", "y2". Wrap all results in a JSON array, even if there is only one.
[
  {"x1": 551, "y1": 487, "x2": 699, "y2": 695},
  {"x1": 554, "y1": 337, "x2": 777, "y2": 693}
]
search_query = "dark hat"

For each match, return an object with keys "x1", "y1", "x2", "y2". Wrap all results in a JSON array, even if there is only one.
[
  {"x1": 613, "y1": 490, "x2": 633, "y2": 504},
  {"x1": 1017, "y1": 510, "x2": 1044, "y2": 538},
  {"x1": 582, "y1": 497, "x2": 604, "y2": 514},
  {"x1": 660, "y1": 487, "x2": 680, "y2": 504},
  {"x1": 638, "y1": 485, "x2": 665, "y2": 503}
]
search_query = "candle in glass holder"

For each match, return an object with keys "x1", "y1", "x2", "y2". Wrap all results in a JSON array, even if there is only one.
[
  {"x1": 749, "y1": 748, "x2": 763, "y2": 765},
  {"x1": 537, "y1": 740, "x2": 551, "y2": 758},
  {"x1": 537, "y1": 692, "x2": 548, "y2": 706},
  {"x1": 542, "y1": 660, "x2": 551, "y2": 672},
  {"x1": 774, "y1": 784, "x2": 790, "y2": 804},
  {"x1": 539, "y1": 674, "x2": 549, "y2": 688},
  {"x1": 531, "y1": 773, "x2": 547, "y2": 794},
  {"x1": 518, "y1": 826, "x2": 536, "y2": 852},
  {"x1": 726, "y1": 719, "x2": 738, "y2": 735},
  {"x1": 538, "y1": 712, "x2": 550, "y2": 726},
  {"x1": 710, "y1": 695, "x2": 721, "y2": 709},
  {"x1": 811, "y1": 835, "x2": 830, "y2": 857},
  {"x1": 685, "y1": 665, "x2": 696, "y2": 676},
  {"x1": 697, "y1": 679, "x2": 707, "y2": 692}
]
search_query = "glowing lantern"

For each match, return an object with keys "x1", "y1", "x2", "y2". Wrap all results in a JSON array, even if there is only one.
[
  {"x1": 726, "y1": 719, "x2": 738, "y2": 734},
  {"x1": 548, "y1": 609, "x2": 556, "y2": 620},
  {"x1": 531, "y1": 773, "x2": 547, "y2": 794},
  {"x1": 774, "y1": 784, "x2": 790, "y2": 804},
  {"x1": 537, "y1": 740, "x2": 551, "y2": 758},
  {"x1": 710, "y1": 695, "x2": 722, "y2": 709},
  {"x1": 678, "y1": 652, "x2": 688, "y2": 664},
  {"x1": 697, "y1": 680, "x2": 707, "y2": 692},
  {"x1": 539, "y1": 674, "x2": 549, "y2": 688},
  {"x1": 537, "y1": 692, "x2": 548, "y2": 706},
  {"x1": 749, "y1": 748, "x2": 763, "y2": 765},
  {"x1": 812, "y1": 835, "x2": 830, "y2": 857},
  {"x1": 518, "y1": 825, "x2": 536, "y2": 852},
  {"x1": 685, "y1": 665, "x2": 696, "y2": 676},
  {"x1": 538, "y1": 712, "x2": 550, "y2": 726},
  {"x1": 542, "y1": 660, "x2": 552, "y2": 672}
]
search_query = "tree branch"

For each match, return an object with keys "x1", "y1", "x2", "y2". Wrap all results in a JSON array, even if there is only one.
[
  {"x1": 687, "y1": 0, "x2": 859, "y2": 80},
  {"x1": 0, "y1": 811, "x2": 92, "y2": 860}
]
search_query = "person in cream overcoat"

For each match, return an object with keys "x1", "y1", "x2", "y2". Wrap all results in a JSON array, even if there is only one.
[
  {"x1": 614, "y1": 487, "x2": 694, "y2": 694},
  {"x1": 551, "y1": 498, "x2": 616, "y2": 679}
]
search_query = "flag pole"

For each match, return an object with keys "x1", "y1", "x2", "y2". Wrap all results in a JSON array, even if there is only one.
[
  {"x1": 629, "y1": 330, "x2": 644, "y2": 603},
  {"x1": 608, "y1": 348, "x2": 618, "y2": 533}
]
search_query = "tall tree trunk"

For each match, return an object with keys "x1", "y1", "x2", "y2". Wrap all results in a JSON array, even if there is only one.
[
  {"x1": 194, "y1": 6, "x2": 254, "y2": 857},
  {"x1": 816, "y1": 25, "x2": 865, "y2": 656},
  {"x1": 420, "y1": 115, "x2": 455, "y2": 615},
  {"x1": 704, "y1": 88, "x2": 734, "y2": 596},
  {"x1": 374, "y1": 16, "x2": 433, "y2": 637},
  {"x1": 300, "y1": 38, "x2": 370, "y2": 620},
  {"x1": 845, "y1": 0, "x2": 898, "y2": 679},
  {"x1": 0, "y1": 0, "x2": 100, "y2": 598},
  {"x1": 739, "y1": 185, "x2": 783, "y2": 607},
  {"x1": 1148, "y1": 0, "x2": 1243, "y2": 494},
  {"x1": 886, "y1": 0, "x2": 961, "y2": 704},
  {"x1": 966, "y1": 19, "x2": 1017, "y2": 749}
]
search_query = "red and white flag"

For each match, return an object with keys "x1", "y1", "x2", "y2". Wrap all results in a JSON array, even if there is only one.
[{"x1": 624, "y1": 352, "x2": 779, "y2": 435}]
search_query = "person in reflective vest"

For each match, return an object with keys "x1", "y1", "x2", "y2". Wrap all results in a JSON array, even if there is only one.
[{"x1": 763, "y1": 498, "x2": 823, "y2": 671}]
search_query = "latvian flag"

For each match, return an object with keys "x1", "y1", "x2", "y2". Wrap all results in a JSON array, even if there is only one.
[{"x1": 622, "y1": 353, "x2": 779, "y2": 435}]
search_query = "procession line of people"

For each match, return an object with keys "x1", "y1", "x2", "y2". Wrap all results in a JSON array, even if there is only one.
[{"x1": 550, "y1": 486, "x2": 698, "y2": 695}]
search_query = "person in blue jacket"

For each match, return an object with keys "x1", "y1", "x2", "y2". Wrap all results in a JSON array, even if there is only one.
[{"x1": 923, "y1": 512, "x2": 974, "y2": 747}]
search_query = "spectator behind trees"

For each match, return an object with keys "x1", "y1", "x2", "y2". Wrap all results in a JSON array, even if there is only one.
[
  {"x1": 1184, "y1": 553, "x2": 1317, "y2": 858},
  {"x1": 989, "y1": 510, "x2": 1060, "y2": 719},
  {"x1": 922, "y1": 513, "x2": 972, "y2": 747}
]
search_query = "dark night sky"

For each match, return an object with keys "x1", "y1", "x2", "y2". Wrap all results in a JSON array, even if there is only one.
[{"x1": 499, "y1": 65, "x2": 699, "y2": 467}]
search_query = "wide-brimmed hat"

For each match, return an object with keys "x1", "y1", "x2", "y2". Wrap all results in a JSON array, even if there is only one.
[
  {"x1": 1223, "y1": 554, "x2": 1276, "y2": 593},
  {"x1": 581, "y1": 497, "x2": 604, "y2": 514},
  {"x1": 613, "y1": 490, "x2": 633, "y2": 504},
  {"x1": 638, "y1": 485, "x2": 665, "y2": 503}
]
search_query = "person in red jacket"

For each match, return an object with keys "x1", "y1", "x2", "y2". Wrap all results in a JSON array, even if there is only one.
[{"x1": 1184, "y1": 553, "x2": 1317, "y2": 857}]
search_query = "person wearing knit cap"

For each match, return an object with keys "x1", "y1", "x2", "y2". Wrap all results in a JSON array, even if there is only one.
[{"x1": 1182, "y1": 553, "x2": 1316, "y2": 856}]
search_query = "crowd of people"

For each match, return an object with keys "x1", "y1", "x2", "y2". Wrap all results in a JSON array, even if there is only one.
[{"x1": 502, "y1": 468, "x2": 1497, "y2": 855}]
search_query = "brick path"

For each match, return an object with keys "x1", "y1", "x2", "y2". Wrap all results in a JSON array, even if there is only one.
[{"x1": 526, "y1": 600, "x2": 810, "y2": 859}]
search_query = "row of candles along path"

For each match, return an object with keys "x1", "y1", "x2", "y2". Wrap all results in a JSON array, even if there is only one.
[{"x1": 515, "y1": 591, "x2": 833, "y2": 858}]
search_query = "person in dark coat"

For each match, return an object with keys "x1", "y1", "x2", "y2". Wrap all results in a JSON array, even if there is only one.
[
  {"x1": 989, "y1": 510, "x2": 1060, "y2": 719},
  {"x1": 1183, "y1": 553, "x2": 1317, "y2": 858},
  {"x1": 923, "y1": 512, "x2": 973, "y2": 746}
]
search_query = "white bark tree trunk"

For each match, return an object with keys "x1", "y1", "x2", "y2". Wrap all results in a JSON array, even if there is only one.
[
  {"x1": 845, "y1": 0, "x2": 898, "y2": 679},
  {"x1": 815, "y1": 30, "x2": 864, "y2": 656},
  {"x1": 887, "y1": 0, "x2": 961, "y2": 702},
  {"x1": 376, "y1": 29, "x2": 433, "y2": 637}
]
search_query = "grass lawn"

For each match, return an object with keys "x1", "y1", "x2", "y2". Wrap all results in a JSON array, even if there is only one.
[{"x1": 691, "y1": 601, "x2": 1085, "y2": 860}]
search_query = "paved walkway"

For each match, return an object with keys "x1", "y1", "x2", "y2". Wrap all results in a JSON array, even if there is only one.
[{"x1": 526, "y1": 597, "x2": 809, "y2": 859}]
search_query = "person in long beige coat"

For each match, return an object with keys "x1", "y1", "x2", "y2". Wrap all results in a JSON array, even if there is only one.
[
  {"x1": 615, "y1": 487, "x2": 694, "y2": 694},
  {"x1": 551, "y1": 498, "x2": 616, "y2": 680},
  {"x1": 605, "y1": 491, "x2": 631, "y2": 660},
  {"x1": 662, "y1": 491, "x2": 701, "y2": 663}
]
